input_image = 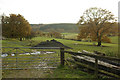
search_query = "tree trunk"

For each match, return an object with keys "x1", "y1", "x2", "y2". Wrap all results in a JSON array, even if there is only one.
[
  {"x1": 20, "y1": 38, "x2": 22, "y2": 41},
  {"x1": 97, "y1": 41, "x2": 101, "y2": 46}
]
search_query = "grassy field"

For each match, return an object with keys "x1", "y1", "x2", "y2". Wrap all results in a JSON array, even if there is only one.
[
  {"x1": 109, "y1": 36, "x2": 118, "y2": 44},
  {"x1": 47, "y1": 65, "x2": 95, "y2": 78},
  {"x1": 62, "y1": 33, "x2": 78, "y2": 39},
  {"x1": 2, "y1": 35, "x2": 119, "y2": 78},
  {"x1": 32, "y1": 36, "x2": 118, "y2": 57}
]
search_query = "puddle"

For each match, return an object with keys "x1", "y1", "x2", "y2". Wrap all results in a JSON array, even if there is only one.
[
  {"x1": 1, "y1": 51, "x2": 56, "y2": 57},
  {"x1": 1, "y1": 54, "x2": 8, "y2": 57}
]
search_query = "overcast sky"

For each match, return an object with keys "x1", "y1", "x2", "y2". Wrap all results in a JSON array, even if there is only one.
[{"x1": 0, "y1": 0, "x2": 119, "y2": 24}]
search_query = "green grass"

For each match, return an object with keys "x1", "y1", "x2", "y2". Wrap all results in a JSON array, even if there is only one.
[
  {"x1": 2, "y1": 35, "x2": 119, "y2": 78},
  {"x1": 47, "y1": 65, "x2": 95, "y2": 78},
  {"x1": 2, "y1": 39, "x2": 30, "y2": 47},
  {"x1": 2, "y1": 36, "x2": 119, "y2": 59},
  {"x1": 109, "y1": 36, "x2": 118, "y2": 44},
  {"x1": 31, "y1": 36, "x2": 118, "y2": 57},
  {"x1": 62, "y1": 33, "x2": 78, "y2": 39}
]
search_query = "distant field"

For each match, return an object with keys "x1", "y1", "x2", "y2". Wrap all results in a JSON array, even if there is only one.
[
  {"x1": 62, "y1": 33, "x2": 118, "y2": 44},
  {"x1": 62, "y1": 33, "x2": 78, "y2": 39},
  {"x1": 109, "y1": 36, "x2": 118, "y2": 44}
]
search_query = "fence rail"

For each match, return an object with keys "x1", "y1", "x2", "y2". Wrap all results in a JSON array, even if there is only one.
[
  {"x1": 1, "y1": 47, "x2": 63, "y2": 70},
  {"x1": 60, "y1": 49, "x2": 120, "y2": 78},
  {"x1": 1, "y1": 47, "x2": 120, "y2": 78},
  {"x1": 63, "y1": 51, "x2": 120, "y2": 61},
  {"x1": 1, "y1": 47, "x2": 61, "y2": 49}
]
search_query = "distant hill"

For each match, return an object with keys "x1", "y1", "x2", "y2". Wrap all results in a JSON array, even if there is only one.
[{"x1": 31, "y1": 23, "x2": 79, "y2": 33}]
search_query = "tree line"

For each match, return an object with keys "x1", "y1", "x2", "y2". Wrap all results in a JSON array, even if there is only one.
[
  {"x1": 1, "y1": 14, "x2": 62, "y2": 40},
  {"x1": 1, "y1": 7, "x2": 118, "y2": 46}
]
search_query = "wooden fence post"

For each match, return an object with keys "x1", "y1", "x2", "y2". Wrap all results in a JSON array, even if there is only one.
[
  {"x1": 60, "y1": 48, "x2": 64, "y2": 66},
  {"x1": 95, "y1": 57, "x2": 98, "y2": 78}
]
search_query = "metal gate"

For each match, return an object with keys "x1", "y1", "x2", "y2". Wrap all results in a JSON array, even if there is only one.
[{"x1": 2, "y1": 47, "x2": 61, "y2": 70}]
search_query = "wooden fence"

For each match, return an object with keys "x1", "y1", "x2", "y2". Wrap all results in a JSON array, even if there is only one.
[
  {"x1": 1, "y1": 47, "x2": 120, "y2": 78},
  {"x1": 2, "y1": 47, "x2": 61, "y2": 70},
  {"x1": 60, "y1": 48, "x2": 120, "y2": 78}
]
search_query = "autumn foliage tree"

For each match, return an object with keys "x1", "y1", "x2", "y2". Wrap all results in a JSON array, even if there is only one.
[
  {"x1": 2, "y1": 14, "x2": 31, "y2": 41},
  {"x1": 77, "y1": 7, "x2": 116, "y2": 46}
]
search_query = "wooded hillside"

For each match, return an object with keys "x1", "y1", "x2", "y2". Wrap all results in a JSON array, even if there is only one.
[{"x1": 31, "y1": 23, "x2": 79, "y2": 33}]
